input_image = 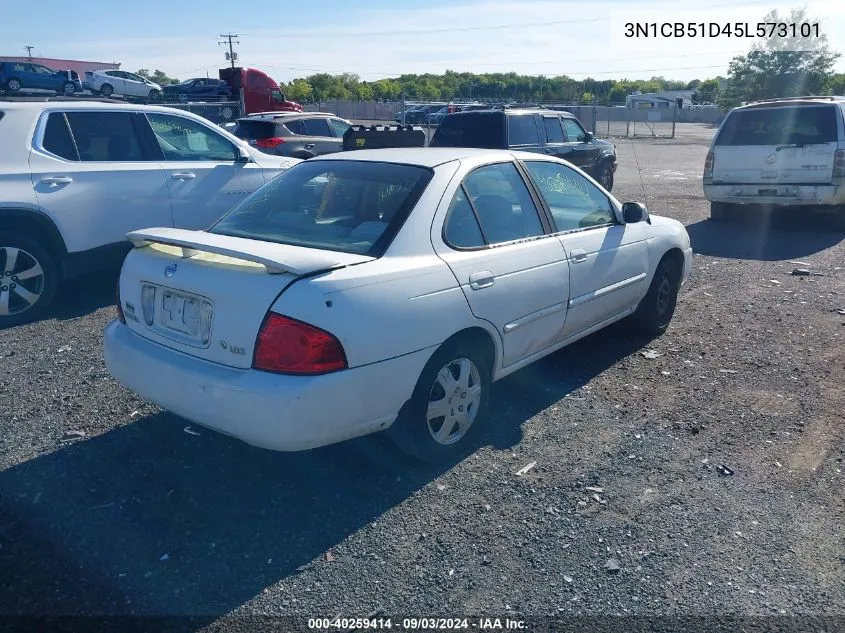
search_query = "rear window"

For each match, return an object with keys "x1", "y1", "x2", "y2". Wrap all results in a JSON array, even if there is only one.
[
  {"x1": 716, "y1": 105, "x2": 839, "y2": 146},
  {"x1": 209, "y1": 160, "x2": 434, "y2": 256},
  {"x1": 232, "y1": 120, "x2": 276, "y2": 140},
  {"x1": 430, "y1": 112, "x2": 506, "y2": 149}
]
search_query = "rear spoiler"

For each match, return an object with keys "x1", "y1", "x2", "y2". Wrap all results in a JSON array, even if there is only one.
[
  {"x1": 126, "y1": 227, "x2": 371, "y2": 276},
  {"x1": 342, "y1": 124, "x2": 426, "y2": 151}
]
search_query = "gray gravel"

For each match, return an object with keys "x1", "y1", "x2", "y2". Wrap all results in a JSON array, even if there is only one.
[{"x1": 1, "y1": 123, "x2": 844, "y2": 625}]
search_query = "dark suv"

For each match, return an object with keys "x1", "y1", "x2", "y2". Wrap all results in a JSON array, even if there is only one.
[
  {"x1": 231, "y1": 112, "x2": 352, "y2": 159},
  {"x1": 430, "y1": 108, "x2": 618, "y2": 190}
]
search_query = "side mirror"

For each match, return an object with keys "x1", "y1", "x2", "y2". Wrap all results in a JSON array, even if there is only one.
[
  {"x1": 622, "y1": 201, "x2": 648, "y2": 223},
  {"x1": 583, "y1": 132, "x2": 594, "y2": 142},
  {"x1": 235, "y1": 146, "x2": 251, "y2": 163}
]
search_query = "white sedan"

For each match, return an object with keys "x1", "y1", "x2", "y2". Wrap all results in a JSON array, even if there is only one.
[
  {"x1": 104, "y1": 148, "x2": 693, "y2": 461},
  {"x1": 84, "y1": 70, "x2": 162, "y2": 100}
]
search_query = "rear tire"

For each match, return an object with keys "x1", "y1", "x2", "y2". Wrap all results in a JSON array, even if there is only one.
[
  {"x1": 99, "y1": 83, "x2": 114, "y2": 97},
  {"x1": 6, "y1": 78, "x2": 22, "y2": 92},
  {"x1": 387, "y1": 340, "x2": 492, "y2": 463},
  {"x1": 0, "y1": 232, "x2": 59, "y2": 328},
  {"x1": 710, "y1": 201, "x2": 734, "y2": 221},
  {"x1": 629, "y1": 256, "x2": 682, "y2": 337}
]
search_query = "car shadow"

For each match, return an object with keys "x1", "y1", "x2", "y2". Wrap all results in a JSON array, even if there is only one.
[
  {"x1": 51, "y1": 269, "x2": 121, "y2": 321},
  {"x1": 0, "y1": 324, "x2": 652, "y2": 619},
  {"x1": 687, "y1": 213, "x2": 844, "y2": 261}
]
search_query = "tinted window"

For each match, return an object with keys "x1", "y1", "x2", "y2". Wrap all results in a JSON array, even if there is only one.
[
  {"x1": 147, "y1": 113, "x2": 236, "y2": 161},
  {"x1": 430, "y1": 112, "x2": 506, "y2": 149},
  {"x1": 329, "y1": 118, "x2": 351, "y2": 138},
  {"x1": 210, "y1": 161, "x2": 433, "y2": 256},
  {"x1": 716, "y1": 106, "x2": 838, "y2": 146},
  {"x1": 524, "y1": 161, "x2": 615, "y2": 231},
  {"x1": 233, "y1": 120, "x2": 275, "y2": 140},
  {"x1": 561, "y1": 118, "x2": 587, "y2": 142},
  {"x1": 65, "y1": 112, "x2": 145, "y2": 162},
  {"x1": 33, "y1": 65, "x2": 54, "y2": 75},
  {"x1": 284, "y1": 119, "x2": 306, "y2": 135},
  {"x1": 42, "y1": 113, "x2": 79, "y2": 161},
  {"x1": 462, "y1": 162, "x2": 544, "y2": 244},
  {"x1": 542, "y1": 117, "x2": 564, "y2": 143},
  {"x1": 303, "y1": 118, "x2": 332, "y2": 136},
  {"x1": 443, "y1": 187, "x2": 485, "y2": 248},
  {"x1": 507, "y1": 115, "x2": 540, "y2": 146}
]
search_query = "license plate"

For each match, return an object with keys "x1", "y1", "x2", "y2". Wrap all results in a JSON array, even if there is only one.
[{"x1": 161, "y1": 289, "x2": 201, "y2": 337}]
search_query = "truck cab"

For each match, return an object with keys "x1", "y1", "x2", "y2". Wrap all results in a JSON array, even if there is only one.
[{"x1": 219, "y1": 67, "x2": 303, "y2": 115}]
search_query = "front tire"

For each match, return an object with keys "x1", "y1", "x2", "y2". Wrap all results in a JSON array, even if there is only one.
[
  {"x1": 597, "y1": 161, "x2": 615, "y2": 191},
  {"x1": 0, "y1": 232, "x2": 59, "y2": 328},
  {"x1": 630, "y1": 256, "x2": 682, "y2": 337},
  {"x1": 99, "y1": 83, "x2": 114, "y2": 97},
  {"x1": 61, "y1": 81, "x2": 75, "y2": 96},
  {"x1": 387, "y1": 341, "x2": 492, "y2": 463},
  {"x1": 147, "y1": 89, "x2": 160, "y2": 103}
]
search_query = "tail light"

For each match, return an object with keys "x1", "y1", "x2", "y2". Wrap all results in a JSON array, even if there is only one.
[
  {"x1": 116, "y1": 282, "x2": 126, "y2": 324},
  {"x1": 255, "y1": 137, "x2": 285, "y2": 149},
  {"x1": 703, "y1": 150, "x2": 714, "y2": 179},
  {"x1": 253, "y1": 313, "x2": 347, "y2": 375},
  {"x1": 834, "y1": 149, "x2": 845, "y2": 178}
]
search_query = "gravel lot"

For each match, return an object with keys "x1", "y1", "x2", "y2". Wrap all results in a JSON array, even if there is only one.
[{"x1": 1, "y1": 123, "x2": 843, "y2": 628}]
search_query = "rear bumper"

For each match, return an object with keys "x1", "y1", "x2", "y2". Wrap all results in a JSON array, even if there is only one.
[
  {"x1": 103, "y1": 321, "x2": 434, "y2": 451},
  {"x1": 703, "y1": 183, "x2": 845, "y2": 207}
]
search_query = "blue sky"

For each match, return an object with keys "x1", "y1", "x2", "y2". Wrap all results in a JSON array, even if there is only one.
[{"x1": 5, "y1": 0, "x2": 845, "y2": 83}]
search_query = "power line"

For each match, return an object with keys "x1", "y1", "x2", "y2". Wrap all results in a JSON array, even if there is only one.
[{"x1": 232, "y1": 0, "x2": 775, "y2": 38}]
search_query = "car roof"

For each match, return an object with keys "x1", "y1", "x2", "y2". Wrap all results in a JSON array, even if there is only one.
[
  {"x1": 237, "y1": 112, "x2": 341, "y2": 122},
  {"x1": 0, "y1": 99, "x2": 226, "y2": 118},
  {"x1": 736, "y1": 96, "x2": 845, "y2": 110},
  {"x1": 445, "y1": 107, "x2": 575, "y2": 118},
  {"x1": 312, "y1": 147, "x2": 543, "y2": 168}
]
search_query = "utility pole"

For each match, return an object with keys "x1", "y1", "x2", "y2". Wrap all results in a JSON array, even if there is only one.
[
  {"x1": 218, "y1": 33, "x2": 240, "y2": 69},
  {"x1": 24, "y1": 45, "x2": 34, "y2": 59}
]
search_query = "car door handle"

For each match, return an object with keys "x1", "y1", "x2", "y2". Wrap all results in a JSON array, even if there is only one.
[
  {"x1": 171, "y1": 172, "x2": 196, "y2": 180},
  {"x1": 40, "y1": 176, "x2": 73, "y2": 187},
  {"x1": 303, "y1": 144, "x2": 316, "y2": 149},
  {"x1": 544, "y1": 147, "x2": 554, "y2": 153},
  {"x1": 570, "y1": 249, "x2": 589, "y2": 263},
  {"x1": 468, "y1": 271, "x2": 495, "y2": 290}
]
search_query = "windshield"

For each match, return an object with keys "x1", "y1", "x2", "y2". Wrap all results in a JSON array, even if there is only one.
[
  {"x1": 209, "y1": 160, "x2": 433, "y2": 256},
  {"x1": 716, "y1": 105, "x2": 838, "y2": 146}
]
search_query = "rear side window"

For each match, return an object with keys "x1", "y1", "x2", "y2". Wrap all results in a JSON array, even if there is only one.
[
  {"x1": 716, "y1": 106, "x2": 838, "y2": 146},
  {"x1": 430, "y1": 112, "x2": 506, "y2": 149},
  {"x1": 542, "y1": 116, "x2": 564, "y2": 143},
  {"x1": 303, "y1": 118, "x2": 332, "y2": 136},
  {"x1": 284, "y1": 119, "x2": 306, "y2": 135},
  {"x1": 42, "y1": 113, "x2": 79, "y2": 161},
  {"x1": 443, "y1": 187, "x2": 485, "y2": 249},
  {"x1": 65, "y1": 112, "x2": 145, "y2": 162},
  {"x1": 507, "y1": 115, "x2": 540, "y2": 146},
  {"x1": 233, "y1": 120, "x2": 275, "y2": 140}
]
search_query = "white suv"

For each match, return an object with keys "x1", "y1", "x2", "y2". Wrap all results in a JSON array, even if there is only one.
[
  {"x1": 84, "y1": 70, "x2": 162, "y2": 101},
  {"x1": 0, "y1": 98, "x2": 300, "y2": 326},
  {"x1": 703, "y1": 96, "x2": 845, "y2": 229}
]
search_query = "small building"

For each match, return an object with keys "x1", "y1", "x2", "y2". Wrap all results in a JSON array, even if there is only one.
[
  {"x1": 0, "y1": 56, "x2": 120, "y2": 77},
  {"x1": 626, "y1": 90, "x2": 695, "y2": 109}
]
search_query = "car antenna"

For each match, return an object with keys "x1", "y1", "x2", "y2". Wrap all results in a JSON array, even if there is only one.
[{"x1": 629, "y1": 139, "x2": 649, "y2": 206}]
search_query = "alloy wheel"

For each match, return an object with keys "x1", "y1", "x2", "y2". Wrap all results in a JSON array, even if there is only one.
[{"x1": 0, "y1": 247, "x2": 45, "y2": 317}]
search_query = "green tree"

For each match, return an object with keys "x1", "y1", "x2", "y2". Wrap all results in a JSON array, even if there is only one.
[
  {"x1": 283, "y1": 78, "x2": 313, "y2": 103},
  {"x1": 581, "y1": 91, "x2": 595, "y2": 104},
  {"x1": 136, "y1": 69, "x2": 179, "y2": 85},
  {"x1": 719, "y1": 6, "x2": 840, "y2": 109},
  {"x1": 828, "y1": 73, "x2": 845, "y2": 95},
  {"x1": 692, "y1": 78, "x2": 720, "y2": 104}
]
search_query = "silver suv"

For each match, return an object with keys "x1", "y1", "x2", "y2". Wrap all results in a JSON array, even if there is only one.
[
  {"x1": 231, "y1": 112, "x2": 352, "y2": 159},
  {"x1": 703, "y1": 96, "x2": 845, "y2": 229}
]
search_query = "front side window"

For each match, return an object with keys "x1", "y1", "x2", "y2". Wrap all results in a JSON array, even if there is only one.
[
  {"x1": 125, "y1": 73, "x2": 145, "y2": 83},
  {"x1": 210, "y1": 160, "x2": 433, "y2": 256},
  {"x1": 64, "y1": 112, "x2": 146, "y2": 162},
  {"x1": 33, "y1": 65, "x2": 54, "y2": 75},
  {"x1": 561, "y1": 118, "x2": 587, "y2": 142},
  {"x1": 507, "y1": 115, "x2": 540, "y2": 146},
  {"x1": 523, "y1": 161, "x2": 615, "y2": 231},
  {"x1": 460, "y1": 162, "x2": 544, "y2": 245},
  {"x1": 146, "y1": 113, "x2": 236, "y2": 161}
]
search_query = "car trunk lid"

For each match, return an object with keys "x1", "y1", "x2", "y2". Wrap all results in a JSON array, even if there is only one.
[
  {"x1": 712, "y1": 104, "x2": 839, "y2": 185},
  {"x1": 118, "y1": 228, "x2": 373, "y2": 368}
]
